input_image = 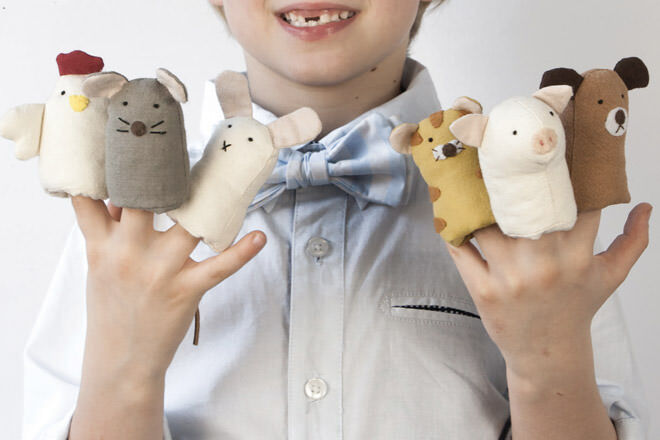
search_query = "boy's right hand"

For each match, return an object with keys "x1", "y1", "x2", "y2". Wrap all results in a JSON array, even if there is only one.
[{"x1": 70, "y1": 195, "x2": 266, "y2": 384}]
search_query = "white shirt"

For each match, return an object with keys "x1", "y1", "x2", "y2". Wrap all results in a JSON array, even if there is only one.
[{"x1": 23, "y1": 58, "x2": 647, "y2": 439}]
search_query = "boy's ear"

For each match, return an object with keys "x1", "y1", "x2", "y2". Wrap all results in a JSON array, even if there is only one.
[
  {"x1": 156, "y1": 68, "x2": 188, "y2": 103},
  {"x1": 533, "y1": 85, "x2": 573, "y2": 114},
  {"x1": 215, "y1": 71, "x2": 253, "y2": 118},
  {"x1": 83, "y1": 72, "x2": 128, "y2": 98},
  {"x1": 267, "y1": 107, "x2": 322, "y2": 149},
  {"x1": 614, "y1": 57, "x2": 650, "y2": 91},
  {"x1": 389, "y1": 123, "x2": 419, "y2": 155},
  {"x1": 449, "y1": 114, "x2": 489, "y2": 148}
]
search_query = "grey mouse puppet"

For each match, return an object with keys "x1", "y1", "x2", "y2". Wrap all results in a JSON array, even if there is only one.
[{"x1": 83, "y1": 68, "x2": 190, "y2": 213}]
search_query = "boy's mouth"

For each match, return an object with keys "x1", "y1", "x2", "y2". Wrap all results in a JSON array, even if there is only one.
[{"x1": 275, "y1": 3, "x2": 359, "y2": 41}]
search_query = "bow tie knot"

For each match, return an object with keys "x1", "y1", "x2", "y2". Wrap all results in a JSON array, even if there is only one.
[{"x1": 249, "y1": 111, "x2": 412, "y2": 213}]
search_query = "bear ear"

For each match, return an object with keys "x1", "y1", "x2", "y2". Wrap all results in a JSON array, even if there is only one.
[
  {"x1": 389, "y1": 123, "x2": 420, "y2": 155},
  {"x1": 449, "y1": 114, "x2": 489, "y2": 148},
  {"x1": 614, "y1": 57, "x2": 650, "y2": 91},
  {"x1": 540, "y1": 68, "x2": 583, "y2": 96},
  {"x1": 83, "y1": 72, "x2": 128, "y2": 98}
]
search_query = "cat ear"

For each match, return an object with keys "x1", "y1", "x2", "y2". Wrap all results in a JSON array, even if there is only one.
[
  {"x1": 82, "y1": 72, "x2": 128, "y2": 98},
  {"x1": 533, "y1": 85, "x2": 573, "y2": 114},
  {"x1": 449, "y1": 114, "x2": 489, "y2": 148},
  {"x1": 267, "y1": 107, "x2": 322, "y2": 149},
  {"x1": 452, "y1": 97, "x2": 483, "y2": 115},
  {"x1": 215, "y1": 71, "x2": 253, "y2": 119},
  {"x1": 389, "y1": 123, "x2": 420, "y2": 155},
  {"x1": 156, "y1": 68, "x2": 188, "y2": 103}
]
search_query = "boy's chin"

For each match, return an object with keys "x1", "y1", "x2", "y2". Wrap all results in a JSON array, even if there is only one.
[{"x1": 267, "y1": 54, "x2": 380, "y2": 87}]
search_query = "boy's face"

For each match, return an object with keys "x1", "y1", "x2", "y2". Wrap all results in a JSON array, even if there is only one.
[{"x1": 210, "y1": 0, "x2": 429, "y2": 86}]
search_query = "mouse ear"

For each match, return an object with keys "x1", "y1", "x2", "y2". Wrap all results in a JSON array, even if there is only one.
[
  {"x1": 215, "y1": 71, "x2": 253, "y2": 119},
  {"x1": 156, "y1": 68, "x2": 188, "y2": 103},
  {"x1": 83, "y1": 72, "x2": 128, "y2": 98}
]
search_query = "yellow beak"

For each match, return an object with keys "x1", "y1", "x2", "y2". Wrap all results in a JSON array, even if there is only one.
[{"x1": 69, "y1": 95, "x2": 90, "y2": 112}]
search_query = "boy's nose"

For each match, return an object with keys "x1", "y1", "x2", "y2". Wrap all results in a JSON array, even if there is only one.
[
  {"x1": 131, "y1": 121, "x2": 147, "y2": 137},
  {"x1": 532, "y1": 127, "x2": 557, "y2": 154}
]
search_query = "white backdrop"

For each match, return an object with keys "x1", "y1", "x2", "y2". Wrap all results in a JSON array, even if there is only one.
[{"x1": 0, "y1": 0, "x2": 657, "y2": 438}]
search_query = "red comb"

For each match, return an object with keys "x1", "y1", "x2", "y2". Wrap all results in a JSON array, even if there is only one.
[{"x1": 56, "y1": 50, "x2": 104, "y2": 76}]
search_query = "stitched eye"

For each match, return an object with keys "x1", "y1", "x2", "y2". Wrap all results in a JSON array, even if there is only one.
[
  {"x1": 513, "y1": 130, "x2": 518, "y2": 135},
  {"x1": 428, "y1": 137, "x2": 434, "y2": 143},
  {"x1": 60, "y1": 90, "x2": 66, "y2": 96},
  {"x1": 598, "y1": 99, "x2": 604, "y2": 105},
  {"x1": 153, "y1": 104, "x2": 160, "y2": 109},
  {"x1": 123, "y1": 101, "x2": 128, "y2": 106},
  {"x1": 621, "y1": 94, "x2": 625, "y2": 99},
  {"x1": 549, "y1": 111, "x2": 555, "y2": 116},
  {"x1": 228, "y1": 124, "x2": 232, "y2": 128},
  {"x1": 248, "y1": 137, "x2": 254, "y2": 142}
]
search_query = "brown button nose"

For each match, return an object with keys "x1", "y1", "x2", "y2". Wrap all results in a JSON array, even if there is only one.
[
  {"x1": 130, "y1": 121, "x2": 147, "y2": 137},
  {"x1": 442, "y1": 143, "x2": 458, "y2": 157},
  {"x1": 615, "y1": 109, "x2": 626, "y2": 125}
]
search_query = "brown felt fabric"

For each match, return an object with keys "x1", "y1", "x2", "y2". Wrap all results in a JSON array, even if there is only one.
[{"x1": 543, "y1": 58, "x2": 649, "y2": 211}]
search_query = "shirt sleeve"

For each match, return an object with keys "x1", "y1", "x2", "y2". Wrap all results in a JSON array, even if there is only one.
[
  {"x1": 591, "y1": 238, "x2": 649, "y2": 439},
  {"x1": 23, "y1": 223, "x2": 173, "y2": 440}
]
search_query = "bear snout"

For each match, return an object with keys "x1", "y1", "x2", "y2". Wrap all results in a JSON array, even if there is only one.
[{"x1": 532, "y1": 128, "x2": 557, "y2": 154}]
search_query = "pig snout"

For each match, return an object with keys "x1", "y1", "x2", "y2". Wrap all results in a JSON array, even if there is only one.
[{"x1": 532, "y1": 128, "x2": 557, "y2": 154}]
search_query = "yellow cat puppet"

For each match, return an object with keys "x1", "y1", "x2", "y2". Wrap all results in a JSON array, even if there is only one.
[{"x1": 389, "y1": 97, "x2": 495, "y2": 246}]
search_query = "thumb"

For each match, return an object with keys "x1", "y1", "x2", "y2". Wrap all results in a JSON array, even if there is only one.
[
  {"x1": 179, "y1": 231, "x2": 267, "y2": 294},
  {"x1": 596, "y1": 202, "x2": 652, "y2": 291}
]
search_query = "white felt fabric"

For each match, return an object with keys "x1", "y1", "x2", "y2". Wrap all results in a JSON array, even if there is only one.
[
  {"x1": 450, "y1": 92, "x2": 577, "y2": 239},
  {"x1": 0, "y1": 103, "x2": 45, "y2": 160}
]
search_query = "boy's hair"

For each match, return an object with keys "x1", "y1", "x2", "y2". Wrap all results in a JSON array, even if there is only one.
[{"x1": 214, "y1": 1, "x2": 445, "y2": 42}]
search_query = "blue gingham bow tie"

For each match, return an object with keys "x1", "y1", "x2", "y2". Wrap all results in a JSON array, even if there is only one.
[{"x1": 248, "y1": 111, "x2": 410, "y2": 213}]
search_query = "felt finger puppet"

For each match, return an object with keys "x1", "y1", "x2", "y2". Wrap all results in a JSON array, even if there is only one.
[
  {"x1": 83, "y1": 68, "x2": 190, "y2": 213},
  {"x1": 168, "y1": 71, "x2": 322, "y2": 252},
  {"x1": 540, "y1": 57, "x2": 650, "y2": 212},
  {"x1": 450, "y1": 86, "x2": 577, "y2": 240},
  {"x1": 389, "y1": 97, "x2": 495, "y2": 246},
  {"x1": 0, "y1": 50, "x2": 109, "y2": 199}
]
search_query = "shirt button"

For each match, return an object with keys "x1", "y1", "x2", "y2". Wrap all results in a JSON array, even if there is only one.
[
  {"x1": 305, "y1": 236, "x2": 330, "y2": 258},
  {"x1": 304, "y1": 378, "x2": 328, "y2": 400}
]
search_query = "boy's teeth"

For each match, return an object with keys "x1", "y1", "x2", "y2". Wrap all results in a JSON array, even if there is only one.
[{"x1": 282, "y1": 9, "x2": 355, "y2": 27}]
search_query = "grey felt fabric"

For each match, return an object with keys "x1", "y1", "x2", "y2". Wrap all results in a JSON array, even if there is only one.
[{"x1": 104, "y1": 79, "x2": 189, "y2": 213}]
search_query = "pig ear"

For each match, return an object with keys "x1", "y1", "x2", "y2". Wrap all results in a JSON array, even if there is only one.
[
  {"x1": 452, "y1": 96, "x2": 483, "y2": 115},
  {"x1": 540, "y1": 68, "x2": 583, "y2": 95},
  {"x1": 82, "y1": 72, "x2": 128, "y2": 98},
  {"x1": 614, "y1": 57, "x2": 650, "y2": 91},
  {"x1": 156, "y1": 68, "x2": 188, "y2": 103},
  {"x1": 449, "y1": 114, "x2": 488, "y2": 148},
  {"x1": 267, "y1": 107, "x2": 322, "y2": 149},
  {"x1": 215, "y1": 71, "x2": 253, "y2": 119},
  {"x1": 389, "y1": 123, "x2": 419, "y2": 155},
  {"x1": 533, "y1": 85, "x2": 573, "y2": 114}
]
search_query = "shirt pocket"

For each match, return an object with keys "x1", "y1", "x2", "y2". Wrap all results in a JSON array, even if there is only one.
[{"x1": 380, "y1": 292, "x2": 484, "y2": 331}]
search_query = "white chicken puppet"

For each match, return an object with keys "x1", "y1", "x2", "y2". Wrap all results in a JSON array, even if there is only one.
[
  {"x1": 0, "y1": 50, "x2": 109, "y2": 199},
  {"x1": 168, "y1": 71, "x2": 322, "y2": 252}
]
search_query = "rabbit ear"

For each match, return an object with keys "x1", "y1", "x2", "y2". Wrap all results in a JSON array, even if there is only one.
[
  {"x1": 389, "y1": 123, "x2": 419, "y2": 155},
  {"x1": 267, "y1": 107, "x2": 322, "y2": 149},
  {"x1": 82, "y1": 72, "x2": 128, "y2": 98},
  {"x1": 215, "y1": 71, "x2": 253, "y2": 118},
  {"x1": 156, "y1": 68, "x2": 188, "y2": 103}
]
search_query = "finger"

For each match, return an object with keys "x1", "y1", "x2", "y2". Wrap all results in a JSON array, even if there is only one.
[
  {"x1": 596, "y1": 203, "x2": 652, "y2": 290},
  {"x1": 445, "y1": 240, "x2": 490, "y2": 287},
  {"x1": 120, "y1": 207, "x2": 154, "y2": 236},
  {"x1": 107, "y1": 202, "x2": 122, "y2": 222},
  {"x1": 179, "y1": 231, "x2": 267, "y2": 294},
  {"x1": 565, "y1": 208, "x2": 601, "y2": 250},
  {"x1": 70, "y1": 196, "x2": 112, "y2": 242},
  {"x1": 161, "y1": 223, "x2": 201, "y2": 260},
  {"x1": 472, "y1": 224, "x2": 511, "y2": 262}
]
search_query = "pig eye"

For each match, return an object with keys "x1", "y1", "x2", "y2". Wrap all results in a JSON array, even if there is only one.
[
  {"x1": 598, "y1": 99, "x2": 604, "y2": 105},
  {"x1": 513, "y1": 130, "x2": 518, "y2": 135},
  {"x1": 60, "y1": 90, "x2": 66, "y2": 96},
  {"x1": 549, "y1": 111, "x2": 555, "y2": 116},
  {"x1": 248, "y1": 137, "x2": 254, "y2": 142}
]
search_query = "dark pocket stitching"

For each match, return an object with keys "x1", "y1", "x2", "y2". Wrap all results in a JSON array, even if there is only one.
[{"x1": 391, "y1": 304, "x2": 481, "y2": 319}]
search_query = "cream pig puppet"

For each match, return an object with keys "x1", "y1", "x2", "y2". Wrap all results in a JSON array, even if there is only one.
[
  {"x1": 168, "y1": 71, "x2": 322, "y2": 252},
  {"x1": 450, "y1": 86, "x2": 577, "y2": 239},
  {"x1": 0, "y1": 50, "x2": 109, "y2": 199}
]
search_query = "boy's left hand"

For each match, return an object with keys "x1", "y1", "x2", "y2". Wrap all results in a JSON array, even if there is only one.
[{"x1": 446, "y1": 202, "x2": 652, "y2": 379}]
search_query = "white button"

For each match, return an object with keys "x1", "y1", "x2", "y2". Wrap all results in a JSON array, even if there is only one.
[
  {"x1": 305, "y1": 236, "x2": 330, "y2": 258},
  {"x1": 304, "y1": 377, "x2": 328, "y2": 400}
]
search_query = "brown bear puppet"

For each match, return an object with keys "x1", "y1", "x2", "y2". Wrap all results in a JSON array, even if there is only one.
[{"x1": 540, "y1": 57, "x2": 649, "y2": 212}]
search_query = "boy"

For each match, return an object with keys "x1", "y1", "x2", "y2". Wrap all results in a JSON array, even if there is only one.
[{"x1": 24, "y1": 0, "x2": 650, "y2": 439}]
